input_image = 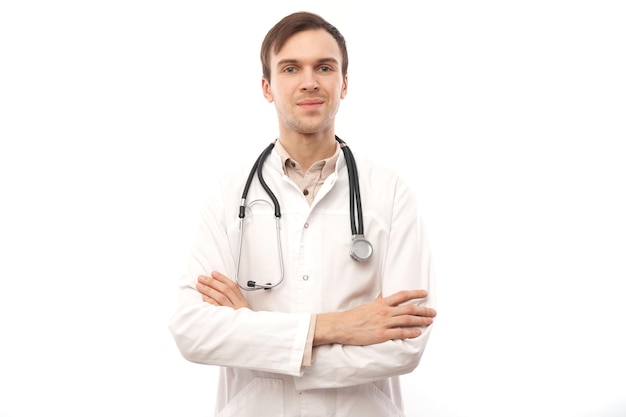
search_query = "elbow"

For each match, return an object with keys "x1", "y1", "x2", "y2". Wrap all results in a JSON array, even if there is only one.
[
  {"x1": 398, "y1": 326, "x2": 434, "y2": 374},
  {"x1": 168, "y1": 307, "x2": 232, "y2": 366},
  {"x1": 168, "y1": 315, "x2": 210, "y2": 365},
  {"x1": 168, "y1": 321, "x2": 196, "y2": 363}
]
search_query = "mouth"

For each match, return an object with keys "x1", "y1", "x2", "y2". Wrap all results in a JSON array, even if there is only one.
[{"x1": 297, "y1": 98, "x2": 324, "y2": 110}]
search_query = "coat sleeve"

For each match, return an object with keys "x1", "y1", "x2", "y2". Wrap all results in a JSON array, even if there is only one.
[
  {"x1": 168, "y1": 177, "x2": 311, "y2": 377},
  {"x1": 294, "y1": 174, "x2": 436, "y2": 390}
]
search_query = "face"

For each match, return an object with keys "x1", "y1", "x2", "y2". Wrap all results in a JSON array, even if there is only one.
[{"x1": 262, "y1": 29, "x2": 348, "y2": 137}]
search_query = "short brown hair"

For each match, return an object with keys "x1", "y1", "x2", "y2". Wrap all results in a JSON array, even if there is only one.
[{"x1": 260, "y1": 11, "x2": 348, "y2": 82}]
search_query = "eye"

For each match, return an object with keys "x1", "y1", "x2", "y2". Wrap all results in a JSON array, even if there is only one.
[
  {"x1": 283, "y1": 66, "x2": 297, "y2": 73},
  {"x1": 318, "y1": 66, "x2": 332, "y2": 73}
]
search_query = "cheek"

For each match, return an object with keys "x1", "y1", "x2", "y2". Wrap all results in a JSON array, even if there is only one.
[{"x1": 271, "y1": 87, "x2": 292, "y2": 106}]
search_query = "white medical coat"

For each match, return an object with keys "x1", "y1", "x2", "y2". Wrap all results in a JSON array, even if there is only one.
[{"x1": 169, "y1": 147, "x2": 435, "y2": 417}]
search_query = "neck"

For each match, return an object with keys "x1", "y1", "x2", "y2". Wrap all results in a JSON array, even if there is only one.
[{"x1": 278, "y1": 132, "x2": 337, "y2": 171}]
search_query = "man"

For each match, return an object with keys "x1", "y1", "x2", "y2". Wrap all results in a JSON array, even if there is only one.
[{"x1": 169, "y1": 11, "x2": 437, "y2": 417}]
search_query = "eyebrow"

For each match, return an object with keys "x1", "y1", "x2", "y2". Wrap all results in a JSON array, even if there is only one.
[{"x1": 276, "y1": 57, "x2": 339, "y2": 68}]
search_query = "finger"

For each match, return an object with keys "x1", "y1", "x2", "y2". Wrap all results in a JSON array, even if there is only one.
[
  {"x1": 210, "y1": 270, "x2": 233, "y2": 283},
  {"x1": 386, "y1": 327, "x2": 423, "y2": 340},
  {"x1": 420, "y1": 306, "x2": 437, "y2": 318},
  {"x1": 202, "y1": 295, "x2": 220, "y2": 306},
  {"x1": 208, "y1": 272, "x2": 238, "y2": 295},
  {"x1": 198, "y1": 273, "x2": 231, "y2": 295},
  {"x1": 197, "y1": 276, "x2": 235, "y2": 304},
  {"x1": 388, "y1": 313, "x2": 434, "y2": 329},
  {"x1": 196, "y1": 280, "x2": 211, "y2": 297},
  {"x1": 198, "y1": 273, "x2": 230, "y2": 285},
  {"x1": 197, "y1": 282, "x2": 230, "y2": 305},
  {"x1": 210, "y1": 271, "x2": 249, "y2": 308},
  {"x1": 209, "y1": 272, "x2": 240, "y2": 293},
  {"x1": 206, "y1": 286, "x2": 234, "y2": 307},
  {"x1": 197, "y1": 276, "x2": 221, "y2": 294},
  {"x1": 384, "y1": 289, "x2": 429, "y2": 306},
  {"x1": 390, "y1": 304, "x2": 436, "y2": 319},
  {"x1": 401, "y1": 304, "x2": 437, "y2": 318}
]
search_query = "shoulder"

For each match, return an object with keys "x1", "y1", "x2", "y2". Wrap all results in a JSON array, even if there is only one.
[
  {"x1": 350, "y1": 153, "x2": 421, "y2": 216},
  {"x1": 352, "y1": 154, "x2": 409, "y2": 190}
]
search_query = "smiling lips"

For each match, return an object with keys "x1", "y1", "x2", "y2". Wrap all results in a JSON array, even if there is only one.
[{"x1": 297, "y1": 98, "x2": 324, "y2": 109}]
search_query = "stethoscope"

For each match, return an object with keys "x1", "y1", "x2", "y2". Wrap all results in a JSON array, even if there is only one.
[{"x1": 236, "y1": 136, "x2": 373, "y2": 291}]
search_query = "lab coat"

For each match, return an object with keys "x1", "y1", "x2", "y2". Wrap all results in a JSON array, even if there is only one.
[{"x1": 169, "y1": 146, "x2": 435, "y2": 417}]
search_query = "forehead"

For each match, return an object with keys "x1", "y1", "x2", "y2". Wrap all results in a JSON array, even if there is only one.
[{"x1": 271, "y1": 29, "x2": 342, "y2": 66}]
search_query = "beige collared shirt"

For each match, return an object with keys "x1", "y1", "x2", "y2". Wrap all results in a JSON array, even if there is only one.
[
  {"x1": 273, "y1": 139, "x2": 341, "y2": 366},
  {"x1": 274, "y1": 140, "x2": 341, "y2": 206}
]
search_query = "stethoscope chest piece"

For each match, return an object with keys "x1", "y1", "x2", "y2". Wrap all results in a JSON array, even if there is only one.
[{"x1": 350, "y1": 235, "x2": 373, "y2": 262}]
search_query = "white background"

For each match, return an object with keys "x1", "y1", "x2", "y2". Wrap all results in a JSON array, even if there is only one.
[{"x1": 1, "y1": 1, "x2": 625, "y2": 416}]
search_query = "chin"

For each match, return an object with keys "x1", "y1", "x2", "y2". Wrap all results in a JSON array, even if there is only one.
[{"x1": 294, "y1": 120, "x2": 333, "y2": 135}]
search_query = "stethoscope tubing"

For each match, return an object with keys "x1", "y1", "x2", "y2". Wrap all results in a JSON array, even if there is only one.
[
  {"x1": 236, "y1": 136, "x2": 371, "y2": 291},
  {"x1": 336, "y1": 137, "x2": 363, "y2": 237}
]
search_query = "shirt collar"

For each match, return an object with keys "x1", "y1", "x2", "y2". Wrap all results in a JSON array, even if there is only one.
[{"x1": 273, "y1": 139, "x2": 341, "y2": 177}]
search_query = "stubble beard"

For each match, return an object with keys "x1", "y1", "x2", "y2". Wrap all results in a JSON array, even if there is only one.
[{"x1": 279, "y1": 104, "x2": 338, "y2": 136}]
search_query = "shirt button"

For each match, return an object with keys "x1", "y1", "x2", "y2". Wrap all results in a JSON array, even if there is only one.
[
  {"x1": 304, "y1": 223, "x2": 309, "y2": 228},
  {"x1": 302, "y1": 275, "x2": 309, "y2": 281},
  {"x1": 303, "y1": 189, "x2": 309, "y2": 196}
]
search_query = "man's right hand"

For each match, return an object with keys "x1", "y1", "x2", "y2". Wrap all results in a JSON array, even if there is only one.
[{"x1": 196, "y1": 271, "x2": 251, "y2": 310}]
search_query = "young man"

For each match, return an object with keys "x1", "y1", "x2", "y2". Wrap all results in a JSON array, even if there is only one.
[{"x1": 169, "y1": 11, "x2": 437, "y2": 417}]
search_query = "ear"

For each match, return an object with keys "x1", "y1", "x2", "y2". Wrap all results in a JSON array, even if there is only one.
[
  {"x1": 261, "y1": 77, "x2": 274, "y2": 103},
  {"x1": 340, "y1": 74, "x2": 348, "y2": 99}
]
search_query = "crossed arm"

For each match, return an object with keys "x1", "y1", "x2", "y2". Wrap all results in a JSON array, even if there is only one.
[{"x1": 196, "y1": 271, "x2": 436, "y2": 347}]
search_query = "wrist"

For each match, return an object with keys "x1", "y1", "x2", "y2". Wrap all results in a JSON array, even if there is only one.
[{"x1": 313, "y1": 312, "x2": 341, "y2": 346}]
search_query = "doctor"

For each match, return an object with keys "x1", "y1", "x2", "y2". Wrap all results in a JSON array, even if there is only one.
[{"x1": 169, "y1": 11, "x2": 437, "y2": 417}]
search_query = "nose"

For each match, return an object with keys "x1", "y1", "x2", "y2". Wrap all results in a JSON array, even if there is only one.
[{"x1": 300, "y1": 69, "x2": 319, "y2": 91}]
